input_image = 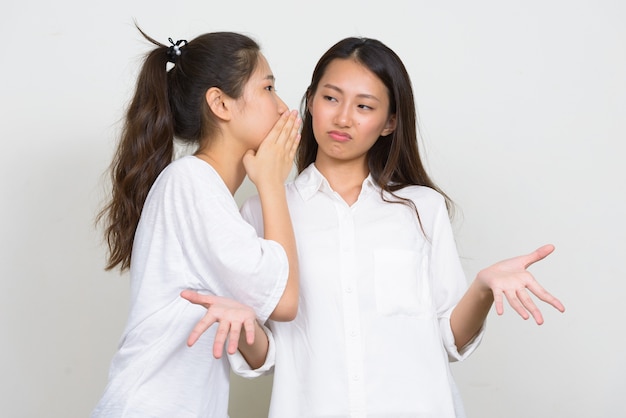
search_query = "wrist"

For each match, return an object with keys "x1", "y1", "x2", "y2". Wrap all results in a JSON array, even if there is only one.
[
  {"x1": 471, "y1": 273, "x2": 494, "y2": 300},
  {"x1": 257, "y1": 181, "x2": 286, "y2": 196}
]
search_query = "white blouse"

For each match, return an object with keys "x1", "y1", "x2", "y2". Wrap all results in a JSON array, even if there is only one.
[
  {"x1": 236, "y1": 163, "x2": 484, "y2": 418},
  {"x1": 92, "y1": 156, "x2": 288, "y2": 418}
]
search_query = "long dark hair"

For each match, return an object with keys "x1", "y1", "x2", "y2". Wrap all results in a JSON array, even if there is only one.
[
  {"x1": 97, "y1": 26, "x2": 260, "y2": 271},
  {"x1": 297, "y1": 37, "x2": 453, "y2": 220}
]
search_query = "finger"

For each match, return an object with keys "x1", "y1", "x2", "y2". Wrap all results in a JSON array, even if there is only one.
[
  {"x1": 286, "y1": 116, "x2": 302, "y2": 158},
  {"x1": 517, "y1": 289, "x2": 544, "y2": 325},
  {"x1": 503, "y1": 289, "x2": 530, "y2": 320},
  {"x1": 267, "y1": 110, "x2": 292, "y2": 145},
  {"x1": 225, "y1": 322, "x2": 242, "y2": 355},
  {"x1": 493, "y1": 290, "x2": 505, "y2": 316},
  {"x1": 243, "y1": 318, "x2": 256, "y2": 345},
  {"x1": 284, "y1": 114, "x2": 301, "y2": 149},
  {"x1": 527, "y1": 283, "x2": 566, "y2": 313},
  {"x1": 289, "y1": 133, "x2": 302, "y2": 159},
  {"x1": 545, "y1": 296, "x2": 565, "y2": 313},
  {"x1": 256, "y1": 111, "x2": 290, "y2": 153},
  {"x1": 187, "y1": 313, "x2": 217, "y2": 347},
  {"x1": 242, "y1": 148, "x2": 256, "y2": 169},
  {"x1": 213, "y1": 321, "x2": 230, "y2": 359},
  {"x1": 288, "y1": 112, "x2": 302, "y2": 140},
  {"x1": 180, "y1": 290, "x2": 214, "y2": 308},
  {"x1": 523, "y1": 244, "x2": 555, "y2": 269},
  {"x1": 274, "y1": 110, "x2": 299, "y2": 146}
]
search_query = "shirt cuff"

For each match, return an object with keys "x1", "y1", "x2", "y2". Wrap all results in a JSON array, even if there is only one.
[
  {"x1": 440, "y1": 316, "x2": 486, "y2": 362},
  {"x1": 228, "y1": 322, "x2": 276, "y2": 378}
]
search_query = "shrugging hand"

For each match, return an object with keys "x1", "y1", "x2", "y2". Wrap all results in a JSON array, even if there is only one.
[
  {"x1": 180, "y1": 290, "x2": 258, "y2": 358},
  {"x1": 476, "y1": 244, "x2": 565, "y2": 324},
  {"x1": 243, "y1": 109, "x2": 301, "y2": 187}
]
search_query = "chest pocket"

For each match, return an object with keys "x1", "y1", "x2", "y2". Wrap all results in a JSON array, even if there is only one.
[{"x1": 374, "y1": 248, "x2": 434, "y2": 317}]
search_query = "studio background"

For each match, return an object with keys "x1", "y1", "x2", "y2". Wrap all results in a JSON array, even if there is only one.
[{"x1": 1, "y1": 1, "x2": 624, "y2": 417}]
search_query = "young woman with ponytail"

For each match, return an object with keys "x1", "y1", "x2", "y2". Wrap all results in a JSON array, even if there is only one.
[{"x1": 91, "y1": 26, "x2": 300, "y2": 417}]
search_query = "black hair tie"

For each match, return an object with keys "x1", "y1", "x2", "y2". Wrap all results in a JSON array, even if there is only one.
[{"x1": 167, "y1": 37, "x2": 188, "y2": 64}]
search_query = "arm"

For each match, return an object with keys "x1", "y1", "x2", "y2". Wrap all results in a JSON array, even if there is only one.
[
  {"x1": 243, "y1": 110, "x2": 301, "y2": 321},
  {"x1": 256, "y1": 184, "x2": 299, "y2": 321},
  {"x1": 180, "y1": 291, "x2": 269, "y2": 369},
  {"x1": 450, "y1": 244, "x2": 566, "y2": 349},
  {"x1": 177, "y1": 113, "x2": 301, "y2": 367}
]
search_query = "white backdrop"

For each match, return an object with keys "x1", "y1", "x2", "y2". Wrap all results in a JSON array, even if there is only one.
[{"x1": 1, "y1": 1, "x2": 624, "y2": 417}]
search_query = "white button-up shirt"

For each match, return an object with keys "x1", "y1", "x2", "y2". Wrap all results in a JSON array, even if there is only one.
[{"x1": 237, "y1": 163, "x2": 484, "y2": 418}]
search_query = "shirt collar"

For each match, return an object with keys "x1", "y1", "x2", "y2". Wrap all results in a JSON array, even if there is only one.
[{"x1": 294, "y1": 163, "x2": 379, "y2": 201}]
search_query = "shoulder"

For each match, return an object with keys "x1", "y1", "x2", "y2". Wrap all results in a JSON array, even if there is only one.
[
  {"x1": 156, "y1": 156, "x2": 220, "y2": 187},
  {"x1": 162, "y1": 155, "x2": 214, "y2": 177},
  {"x1": 390, "y1": 184, "x2": 446, "y2": 208},
  {"x1": 386, "y1": 185, "x2": 451, "y2": 227},
  {"x1": 387, "y1": 186, "x2": 454, "y2": 238},
  {"x1": 149, "y1": 156, "x2": 229, "y2": 205}
]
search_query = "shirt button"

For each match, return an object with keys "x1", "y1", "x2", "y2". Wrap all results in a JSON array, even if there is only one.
[{"x1": 345, "y1": 287, "x2": 353, "y2": 293}]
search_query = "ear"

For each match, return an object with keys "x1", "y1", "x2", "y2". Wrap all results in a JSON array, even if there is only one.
[
  {"x1": 305, "y1": 91, "x2": 314, "y2": 114},
  {"x1": 380, "y1": 114, "x2": 397, "y2": 137},
  {"x1": 205, "y1": 87, "x2": 231, "y2": 121}
]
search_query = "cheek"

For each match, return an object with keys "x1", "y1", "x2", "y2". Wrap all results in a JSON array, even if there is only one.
[
  {"x1": 358, "y1": 121, "x2": 387, "y2": 144},
  {"x1": 367, "y1": 118, "x2": 390, "y2": 136},
  {"x1": 309, "y1": 99, "x2": 326, "y2": 119},
  {"x1": 258, "y1": 117, "x2": 275, "y2": 140},
  {"x1": 258, "y1": 108, "x2": 281, "y2": 139},
  {"x1": 311, "y1": 115, "x2": 326, "y2": 141},
  {"x1": 309, "y1": 105, "x2": 330, "y2": 132}
]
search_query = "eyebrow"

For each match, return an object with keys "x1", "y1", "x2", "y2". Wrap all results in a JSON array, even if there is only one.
[
  {"x1": 321, "y1": 83, "x2": 381, "y2": 102},
  {"x1": 265, "y1": 75, "x2": 276, "y2": 81}
]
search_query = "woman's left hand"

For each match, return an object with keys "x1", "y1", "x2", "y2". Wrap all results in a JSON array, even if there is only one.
[
  {"x1": 180, "y1": 290, "x2": 258, "y2": 358},
  {"x1": 476, "y1": 244, "x2": 566, "y2": 324}
]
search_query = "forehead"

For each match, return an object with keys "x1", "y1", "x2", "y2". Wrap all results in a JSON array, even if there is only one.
[
  {"x1": 319, "y1": 58, "x2": 387, "y2": 97},
  {"x1": 243, "y1": 53, "x2": 274, "y2": 95},
  {"x1": 251, "y1": 53, "x2": 272, "y2": 79},
  {"x1": 255, "y1": 53, "x2": 270, "y2": 71}
]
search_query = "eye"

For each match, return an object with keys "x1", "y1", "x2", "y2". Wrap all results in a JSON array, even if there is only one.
[
  {"x1": 265, "y1": 85, "x2": 275, "y2": 92},
  {"x1": 323, "y1": 95, "x2": 337, "y2": 102},
  {"x1": 358, "y1": 104, "x2": 373, "y2": 110}
]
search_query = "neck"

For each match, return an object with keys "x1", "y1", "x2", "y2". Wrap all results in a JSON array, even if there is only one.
[
  {"x1": 195, "y1": 147, "x2": 246, "y2": 195},
  {"x1": 315, "y1": 157, "x2": 369, "y2": 205}
]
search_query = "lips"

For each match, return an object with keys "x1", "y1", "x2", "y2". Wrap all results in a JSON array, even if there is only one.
[{"x1": 328, "y1": 131, "x2": 351, "y2": 142}]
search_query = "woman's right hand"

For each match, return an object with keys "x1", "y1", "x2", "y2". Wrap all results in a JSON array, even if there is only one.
[{"x1": 243, "y1": 110, "x2": 301, "y2": 188}]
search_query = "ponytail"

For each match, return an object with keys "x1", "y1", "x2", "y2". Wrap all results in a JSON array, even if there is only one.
[{"x1": 97, "y1": 29, "x2": 175, "y2": 271}]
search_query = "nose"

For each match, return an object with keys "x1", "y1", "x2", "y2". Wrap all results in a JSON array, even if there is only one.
[
  {"x1": 333, "y1": 103, "x2": 352, "y2": 128},
  {"x1": 276, "y1": 95, "x2": 288, "y2": 115}
]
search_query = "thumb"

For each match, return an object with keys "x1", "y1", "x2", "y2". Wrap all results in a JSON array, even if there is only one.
[
  {"x1": 525, "y1": 244, "x2": 555, "y2": 269},
  {"x1": 242, "y1": 149, "x2": 256, "y2": 168},
  {"x1": 180, "y1": 290, "x2": 215, "y2": 307}
]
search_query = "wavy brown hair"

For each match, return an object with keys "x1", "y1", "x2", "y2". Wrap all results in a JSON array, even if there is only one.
[
  {"x1": 297, "y1": 37, "x2": 454, "y2": 222},
  {"x1": 97, "y1": 26, "x2": 260, "y2": 271}
]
